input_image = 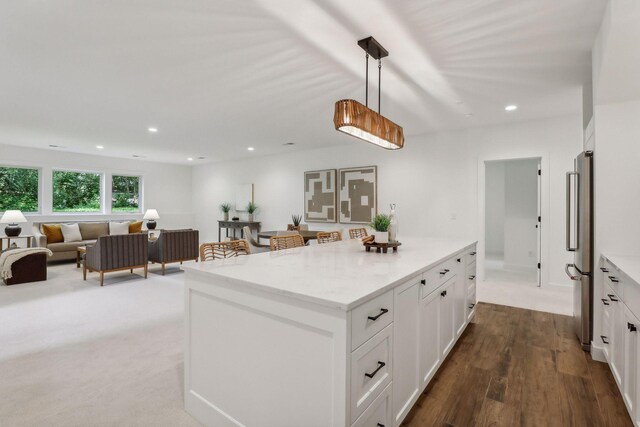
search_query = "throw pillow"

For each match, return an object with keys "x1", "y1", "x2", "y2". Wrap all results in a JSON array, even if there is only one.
[
  {"x1": 109, "y1": 221, "x2": 129, "y2": 236},
  {"x1": 42, "y1": 224, "x2": 64, "y2": 244},
  {"x1": 128, "y1": 221, "x2": 143, "y2": 234},
  {"x1": 61, "y1": 223, "x2": 83, "y2": 242}
]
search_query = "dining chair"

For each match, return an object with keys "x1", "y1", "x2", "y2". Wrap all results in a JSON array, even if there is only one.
[
  {"x1": 348, "y1": 228, "x2": 368, "y2": 239},
  {"x1": 242, "y1": 226, "x2": 270, "y2": 253},
  {"x1": 269, "y1": 234, "x2": 305, "y2": 251},
  {"x1": 317, "y1": 231, "x2": 342, "y2": 244},
  {"x1": 200, "y1": 240, "x2": 250, "y2": 261}
]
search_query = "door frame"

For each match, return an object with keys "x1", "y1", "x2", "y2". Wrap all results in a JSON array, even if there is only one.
[{"x1": 477, "y1": 154, "x2": 549, "y2": 287}]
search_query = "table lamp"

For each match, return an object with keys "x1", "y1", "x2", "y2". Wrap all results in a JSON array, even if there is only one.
[
  {"x1": 143, "y1": 209, "x2": 160, "y2": 230},
  {"x1": 1, "y1": 210, "x2": 28, "y2": 237}
]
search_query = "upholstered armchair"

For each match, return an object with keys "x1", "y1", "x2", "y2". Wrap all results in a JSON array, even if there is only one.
[
  {"x1": 148, "y1": 229, "x2": 199, "y2": 275},
  {"x1": 83, "y1": 234, "x2": 148, "y2": 286}
]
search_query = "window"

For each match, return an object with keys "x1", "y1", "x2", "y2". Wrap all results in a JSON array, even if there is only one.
[
  {"x1": 112, "y1": 175, "x2": 141, "y2": 212},
  {"x1": 53, "y1": 170, "x2": 102, "y2": 212},
  {"x1": 0, "y1": 166, "x2": 39, "y2": 212}
]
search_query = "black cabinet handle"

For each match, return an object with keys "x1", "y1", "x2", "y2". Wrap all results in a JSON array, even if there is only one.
[
  {"x1": 456, "y1": 258, "x2": 461, "y2": 263},
  {"x1": 600, "y1": 267, "x2": 609, "y2": 273},
  {"x1": 470, "y1": 251, "x2": 476, "y2": 256},
  {"x1": 377, "y1": 424, "x2": 385, "y2": 427},
  {"x1": 469, "y1": 275, "x2": 476, "y2": 280},
  {"x1": 364, "y1": 361, "x2": 386, "y2": 379},
  {"x1": 608, "y1": 294, "x2": 619, "y2": 302},
  {"x1": 367, "y1": 308, "x2": 389, "y2": 321},
  {"x1": 601, "y1": 298, "x2": 610, "y2": 306},
  {"x1": 439, "y1": 269, "x2": 450, "y2": 276},
  {"x1": 440, "y1": 290, "x2": 447, "y2": 297},
  {"x1": 629, "y1": 323, "x2": 637, "y2": 332},
  {"x1": 420, "y1": 279, "x2": 426, "y2": 285},
  {"x1": 601, "y1": 335, "x2": 609, "y2": 344},
  {"x1": 608, "y1": 276, "x2": 619, "y2": 283},
  {"x1": 469, "y1": 303, "x2": 475, "y2": 309}
]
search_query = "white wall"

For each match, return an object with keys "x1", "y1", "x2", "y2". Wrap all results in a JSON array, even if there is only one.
[
  {"x1": 0, "y1": 144, "x2": 194, "y2": 234},
  {"x1": 485, "y1": 161, "x2": 505, "y2": 256},
  {"x1": 192, "y1": 113, "x2": 582, "y2": 288}
]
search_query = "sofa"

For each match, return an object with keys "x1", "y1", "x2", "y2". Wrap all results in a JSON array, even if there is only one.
[
  {"x1": 148, "y1": 229, "x2": 199, "y2": 275},
  {"x1": 33, "y1": 220, "x2": 141, "y2": 262}
]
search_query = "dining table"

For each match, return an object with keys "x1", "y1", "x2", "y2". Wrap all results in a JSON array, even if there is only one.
[{"x1": 257, "y1": 230, "x2": 320, "y2": 244}]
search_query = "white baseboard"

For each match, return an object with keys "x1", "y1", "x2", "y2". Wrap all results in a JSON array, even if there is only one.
[
  {"x1": 590, "y1": 341, "x2": 606, "y2": 362},
  {"x1": 547, "y1": 281, "x2": 573, "y2": 290}
]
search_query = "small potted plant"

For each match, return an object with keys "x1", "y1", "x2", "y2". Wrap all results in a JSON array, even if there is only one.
[
  {"x1": 288, "y1": 214, "x2": 302, "y2": 231},
  {"x1": 246, "y1": 202, "x2": 258, "y2": 222},
  {"x1": 370, "y1": 214, "x2": 391, "y2": 244},
  {"x1": 220, "y1": 203, "x2": 232, "y2": 221}
]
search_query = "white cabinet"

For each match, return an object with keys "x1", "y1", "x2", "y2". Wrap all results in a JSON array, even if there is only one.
[
  {"x1": 392, "y1": 278, "x2": 421, "y2": 426},
  {"x1": 419, "y1": 287, "x2": 440, "y2": 388},
  {"x1": 439, "y1": 278, "x2": 456, "y2": 358},
  {"x1": 453, "y1": 274, "x2": 466, "y2": 337},
  {"x1": 623, "y1": 305, "x2": 639, "y2": 421}
]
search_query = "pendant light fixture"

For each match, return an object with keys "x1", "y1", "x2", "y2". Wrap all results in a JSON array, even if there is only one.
[{"x1": 333, "y1": 36, "x2": 404, "y2": 150}]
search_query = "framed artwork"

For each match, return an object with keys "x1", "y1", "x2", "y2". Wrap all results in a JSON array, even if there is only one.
[
  {"x1": 235, "y1": 184, "x2": 254, "y2": 211},
  {"x1": 338, "y1": 166, "x2": 377, "y2": 224},
  {"x1": 304, "y1": 169, "x2": 337, "y2": 223}
]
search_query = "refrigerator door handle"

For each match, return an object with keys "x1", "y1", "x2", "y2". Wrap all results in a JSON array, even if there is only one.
[
  {"x1": 565, "y1": 263, "x2": 582, "y2": 281},
  {"x1": 566, "y1": 171, "x2": 578, "y2": 251}
]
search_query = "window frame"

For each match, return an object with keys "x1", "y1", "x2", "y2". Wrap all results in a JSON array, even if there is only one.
[
  {"x1": 51, "y1": 168, "x2": 105, "y2": 214},
  {"x1": 0, "y1": 164, "x2": 42, "y2": 215},
  {"x1": 110, "y1": 174, "x2": 143, "y2": 214}
]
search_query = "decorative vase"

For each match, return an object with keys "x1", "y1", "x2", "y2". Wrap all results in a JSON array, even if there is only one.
[
  {"x1": 224, "y1": 212, "x2": 229, "y2": 221},
  {"x1": 248, "y1": 214, "x2": 254, "y2": 222},
  {"x1": 374, "y1": 231, "x2": 389, "y2": 244},
  {"x1": 389, "y1": 204, "x2": 398, "y2": 242}
]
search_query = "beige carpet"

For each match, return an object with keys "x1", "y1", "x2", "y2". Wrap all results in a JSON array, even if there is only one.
[{"x1": 0, "y1": 261, "x2": 202, "y2": 427}]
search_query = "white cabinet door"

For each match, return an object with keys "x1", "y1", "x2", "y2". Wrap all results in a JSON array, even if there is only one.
[
  {"x1": 453, "y1": 274, "x2": 466, "y2": 337},
  {"x1": 393, "y1": 278, "x2": 421, "y2": 426},
  {"x1": 601, "y1": 288, "x2": 613, "y2": 362},
  {"x1": 439, "y1": 279, "x2": 455, "y2": 358},
  {"x1": 609, "y1": 288, "x2": 625, "y2": 387},
  {"x1": 623, "y1": 306, "x2": 639, "y2": 422},
  {"x1": 419, "y1": 287, "x2": 440, "y2": 389}
]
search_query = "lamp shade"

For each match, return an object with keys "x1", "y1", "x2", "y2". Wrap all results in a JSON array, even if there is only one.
[
  {"x1": 334, "y1": 99, "x2": 404, "y2": 150},
  {"x1": 0, "y1": 210, "x2": 27, "y2": 224},
  {"x1": 143, "y1": 209, "x2": 160, "y2": 220}
]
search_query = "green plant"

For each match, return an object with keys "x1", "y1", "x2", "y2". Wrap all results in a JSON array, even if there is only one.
[
  {"x1": 246, "y1": 202, "x2": 258, "y2": 214},
  {"x1": 291, "y1": 214, "x2": 302, "y2": 226},
  {"x1": 370, "y1": 214, "x2": 391, "y2": 232},
  {"x1": 220, "y1": 203, "x2": 232, "y2": 213}
]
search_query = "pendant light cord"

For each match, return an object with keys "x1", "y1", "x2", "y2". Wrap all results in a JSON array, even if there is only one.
[
  {"x1": 378, "y1": 59, "x2": 381, "y2": 114},
  {"x1": 365, "y1": 53, "x2": 369, "y2": 107}
]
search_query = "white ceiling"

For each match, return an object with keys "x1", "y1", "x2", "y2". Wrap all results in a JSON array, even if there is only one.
[{"x1": 0, "y1": 0, "x2": 607, "y2": 164}]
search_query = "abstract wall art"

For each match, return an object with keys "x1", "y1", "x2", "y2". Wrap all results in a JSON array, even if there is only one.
[
  {"x1": 304, "y1": 169, "x2": 337, "y2": 223},
  {"x1": 338, "y1": 166, "x2": 377, "y2": 224}
]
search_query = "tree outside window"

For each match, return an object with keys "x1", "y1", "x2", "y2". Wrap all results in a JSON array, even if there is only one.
[
  {"x1": 112, "y1": 175, "x2": 140, "y2": 212},
  {"x1": 53, "y1": 171, "x2": 102, "y2": 212},
  {"x1": 0, "y1": 166, "x2": 39, "y2": 212}
]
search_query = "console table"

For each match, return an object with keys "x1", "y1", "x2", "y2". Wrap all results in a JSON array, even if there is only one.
[
  {"x1": 0, "y1": 235, "x2": 33, "y2": 251},
  {"x1": 218, "y1": 220, "x2": 260, "y2": 241}
]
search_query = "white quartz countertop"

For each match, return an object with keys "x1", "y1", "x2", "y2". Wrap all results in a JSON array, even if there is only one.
[
  {"x1": 182, "y1": 237, "x2": 476, "y2": 311},
  {"x1": 604, "y1": 253, "x2": 640, "y2": 285}
]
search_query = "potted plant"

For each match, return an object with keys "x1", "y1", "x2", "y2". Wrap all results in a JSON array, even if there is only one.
[
  {"x1": 246, "y1": 202, "x2": 258, "y2": 222},
  {"x1": 220, "y1": 203, "x2": 232, "y2": 221},
  {"x1": 370, "y1": 214, "x2": 391, "y2": 244},
  {"x1": 288, "y1": 214, "x2": 302, "y2": 231}
]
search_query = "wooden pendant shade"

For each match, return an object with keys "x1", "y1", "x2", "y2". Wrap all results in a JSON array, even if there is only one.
[{"x1": 333, "y1": 99, "x2": 404, "y2": 150}]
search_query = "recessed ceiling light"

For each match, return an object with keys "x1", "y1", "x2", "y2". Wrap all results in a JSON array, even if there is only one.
[
  {"x1": 96, "y1": 145, "x2": 104, "y2": 149},
  {"x1": 283, "y1": 142, "x2": 295, "y2": 146},
  {"x1": 132, "y1": 154, "x2": 146, "y2": 158},
  {"x1": 196, "y1": 156, "x2": 206, "y2": 160},
  {"x1": 187, "y1": 157, "x2": 193, "y2": 161},
  {"x1": 505, "y1": 105, "x2": 518, "y2": 111},
  {"x1": 464, "y1": 113, "x2": 474, "y2": 118},
  {"x1": 148, "y1": 127, "x2": 158, "y2": 133},
  {"x1": 247, "y1": 147, "x2": 255, "y2": 151}
]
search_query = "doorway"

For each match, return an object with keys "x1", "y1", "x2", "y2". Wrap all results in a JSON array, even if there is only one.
[{"x1": 484, "y1": 158, "x2": 541, "y2": 287}]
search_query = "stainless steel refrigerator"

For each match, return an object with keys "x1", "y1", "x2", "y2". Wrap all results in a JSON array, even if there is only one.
[{"x1": 565, "y1": 151, "x2": 594, "y2": 351}]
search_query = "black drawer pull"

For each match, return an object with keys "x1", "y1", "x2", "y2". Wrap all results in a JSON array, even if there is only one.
[
  {"x1": 456, "y1": 258, "x2": 461, "y2": 263},
  {"x1": 608, "y1": 294, "x2": 619, "y2": 302},
  {"x1": 601, "y1": 298, "x2": 610, "y2": 306},
  {"x1": 601, "y1": 335, "x2": 609, "y2": 344},
  {"x1": 629, "y1": 323, "x2": 637, "y2": 332},
  {"x1": 365, "y1": 361, "x2": 386, "y2": 379},
  {"x1": 439, "y1": 269, "x2": 450, "y2": 276},
  {"x1": 469, "y1": 303, "x2": 475, "y2": 309},
  {"x1": 608, "y1": 276, "x2": 619, "y2": 283},
  {"x1": 377, "y1": 424, "x2": 385, "y2": 427},
  {"x1": 470, "y1": 251, "x2": 476, "y2": 256},
  {"x1": 367, "y1": 308, "x2": 389, "y2": 321},
  {"x1": 420, "y1": 279, "x2": 426, "y2": 285},
  {"x1": 440, "y1": 290, "x2": 447, "y2": 297},
  {"x1": 469, "y1": 275, "x2": 476, "y2": 280},
  {"x1": 600, "y1": 267, "x2": 609, "y2": 273}
]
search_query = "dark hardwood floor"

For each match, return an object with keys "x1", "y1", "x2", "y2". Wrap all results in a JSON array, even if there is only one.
[{"x1": 403, "y1": 302, "x2": 632, "y2": 427}]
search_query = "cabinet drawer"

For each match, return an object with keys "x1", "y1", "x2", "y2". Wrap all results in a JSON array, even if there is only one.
[
  {"x1": 351, "y1": 382, "x2": 392, "y2": 427},
  {"x1": 622, "y1": 270, "x2": 640, "y2": 319},
  {"x1": 350, "y1": 324, "x2": 393, "y2": 424},
  {"x1": 466, "y1": 261, "x2": 476, "y2": 291},
  {"x1": 466, "y1": 247, "x2": 477, "y2": 265},
  {"x1": 467, "y1": 284, "x2": 477, "y2": 321},
  {"x1": 601, "y1": 259, "x2": 623, "y2": 299},
  {"x1": 422, "y1": 257, "x2": 456, "y2": 299},
  {"x1": 351, "y1": 290, "x2": 394, "y2": 351}
]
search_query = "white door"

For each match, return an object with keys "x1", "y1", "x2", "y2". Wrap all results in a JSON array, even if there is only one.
[
  {"x1": 537, "y1": 163, "x2": 542, "y2": 287},
  {"x1": 419, "y1": 288, "x2": 441, "y2": 389},
  {"x1": 439, "y1": 279, "x2": 455, "y2": 358}
]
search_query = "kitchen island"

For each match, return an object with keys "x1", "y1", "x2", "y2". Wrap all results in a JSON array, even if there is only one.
[{"x1": 183, "y1": 237, "x2": 477, "y2": 427}]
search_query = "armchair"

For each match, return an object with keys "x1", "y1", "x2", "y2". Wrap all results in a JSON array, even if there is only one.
[
  {"x1": 83, "y1": 234, "x2": 148, "y2": 286},
  {"x1": 148, "y1": 229, "x2": 199, "y2": 275}
]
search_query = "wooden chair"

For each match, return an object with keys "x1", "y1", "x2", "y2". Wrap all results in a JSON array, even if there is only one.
[
  {"x1": 317, "y1": 231, "x2": 342, "y2": 244},
  {"x1": 200, "y1": 240, "x2": 250, "y2": 261},
  {"x1": 269, "y1": 234, "x2": 305, "y2": 251},
  {"x1": 349, "y1": 228, "x2": 368, "y2": 239}
]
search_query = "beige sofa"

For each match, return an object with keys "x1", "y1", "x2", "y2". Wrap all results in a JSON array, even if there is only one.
[{"x1": 33, "y1": 220, "x2": 139, "y2": 262}]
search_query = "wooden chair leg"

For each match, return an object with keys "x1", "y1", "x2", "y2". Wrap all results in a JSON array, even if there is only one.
[
  {"x1": 130, "y1": 268, "x2": 133, "y2": 273},
  {"x1": 100, "y1": 271, "x2": 104, "y2": 287},
  {"x1": 144, "y1": 264, "x2": 148, "y2": 279},
  {"x1": 162, "y1": 263, "x2": 165, "y2": 275},
  {"x1": 83, "y1": 264, "x2": 87, "y2": 280},
  {"x1": 180, "y1": 261, "x2": 183, "y2": 265}
]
